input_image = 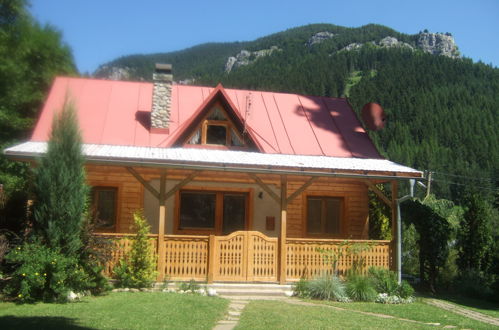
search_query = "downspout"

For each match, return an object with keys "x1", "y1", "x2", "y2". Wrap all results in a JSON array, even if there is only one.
[{"x1": 396, "y1": 179, "x2": 415, "y2": 284}]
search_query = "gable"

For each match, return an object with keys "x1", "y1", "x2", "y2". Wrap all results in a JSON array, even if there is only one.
[{"x1": 169, "y1": 85, "x2": 262, "y2": 151}]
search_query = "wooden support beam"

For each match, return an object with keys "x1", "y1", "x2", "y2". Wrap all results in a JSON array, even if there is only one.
[
  {"x1": 207, "y1": 235, "x2": 216, "y2": 283},
  {"x1": 287, "y1": 177, "x2": 318, "y2": 204},
  {"x1": 365, "y1": 181, "x2": 392, "y2": 207},
  {"x1": 279, "y1": 175, "x2": 288, "y2": 284},
  {"x1": 157, "y1": 171, "x2": 167, "y2": 281},
  {"x1": 248, "y1": 173, "x2": 280, "y2": 204},
  {"x1": 126, "y1": 167, "x2": 160, "y2": 200},
  {"x1": 390, "y1": 180, "x2": 398, "y2": 272},
  {"x1": 164, "y1": 170, "x2": 201, "y2": 200}
]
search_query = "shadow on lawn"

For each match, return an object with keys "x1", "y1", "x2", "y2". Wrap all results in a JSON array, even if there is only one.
[{"x1": 0, "y1": 316, "x2": 96, "y2": 330}]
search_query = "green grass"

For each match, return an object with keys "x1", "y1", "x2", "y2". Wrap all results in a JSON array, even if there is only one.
[
  {"x1": 236, "y1": 300, "x2": 435, "y2": 329},
  {"x1": 433, "y1": 295, "x2": 499, "y2": 319},
  {"x1": 316, "y1": 298, "x2": 494, "y2": 329},
  {"x1": 0, "y1": 292, "x2": 228, "y2": 330}
]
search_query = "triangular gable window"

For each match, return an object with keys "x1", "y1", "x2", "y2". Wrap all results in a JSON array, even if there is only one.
[{"x1": 185, "y1": 103, "x2": 245, "y2": 147}]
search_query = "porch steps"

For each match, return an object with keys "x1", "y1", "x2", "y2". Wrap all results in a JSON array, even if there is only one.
[{"x1": 208, "y1": 283, "x2": 294, "y2": 299}]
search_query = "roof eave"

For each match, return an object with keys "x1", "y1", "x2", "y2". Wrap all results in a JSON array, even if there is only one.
[{"x1": 4, "y1": 149, "x2": 423, "y2": 181}]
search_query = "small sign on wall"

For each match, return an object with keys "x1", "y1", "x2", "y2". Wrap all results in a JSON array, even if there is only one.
[{"x1": 266, "y1": 216, "x2": 275, "y2": 231}]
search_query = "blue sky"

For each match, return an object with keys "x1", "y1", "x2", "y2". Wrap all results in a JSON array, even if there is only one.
[{"x1": 31, "y1": 0, "x2": 498, "y2": 74}]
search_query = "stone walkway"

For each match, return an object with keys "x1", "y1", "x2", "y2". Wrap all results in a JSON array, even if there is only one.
[
  {"x1": 425, "y1": 298, "x2": 499, "y2": 327},
  {"x1": 213, "y1": 299, "x2": 249, "y2": 330}
]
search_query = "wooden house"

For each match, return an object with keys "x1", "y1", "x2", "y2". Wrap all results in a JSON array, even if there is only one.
[{"x1": 5, "y1": 64, "x2": 422, "y2": 283}]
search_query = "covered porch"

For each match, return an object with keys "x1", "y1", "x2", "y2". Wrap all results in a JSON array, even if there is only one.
[{"x1": 88, "y1": 158, "x2": 413, "y2": 284}]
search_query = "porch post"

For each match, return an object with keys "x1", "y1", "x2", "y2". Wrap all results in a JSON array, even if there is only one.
[
  {"x1": 157, "y1": 171, "x2": 167, "y2": 281},
  {"x1": 279, "y1": 175, "x2": 288, "y2": 284},
  {"x1": 390, "y1": 181, "x2": 398, "y2": 274}
]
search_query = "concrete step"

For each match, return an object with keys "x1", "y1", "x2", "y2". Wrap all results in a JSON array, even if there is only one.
[
  {"x1": 154, "y1": 282, "x2": 295, "y2": 298},
  {"x1": 208, "y1": 283, "x2": 293, "y2": 297}
]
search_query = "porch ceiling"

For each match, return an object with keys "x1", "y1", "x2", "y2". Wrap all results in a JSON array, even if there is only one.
[{"x1": 4, "y1": 141, "x2": 423, "y2": 180}]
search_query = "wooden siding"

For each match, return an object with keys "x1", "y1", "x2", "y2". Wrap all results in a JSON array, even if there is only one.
[
  {"x1": 86, "y1": 165, "x2": 369, "y2": 239},
  {"x1": 86, "y1": 165, "x2": 144, "y2": 233}
]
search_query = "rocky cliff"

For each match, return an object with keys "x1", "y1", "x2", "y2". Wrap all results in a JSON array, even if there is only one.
[{"x1": 416, "y1": 32, "x2": 459, "y2": 58}]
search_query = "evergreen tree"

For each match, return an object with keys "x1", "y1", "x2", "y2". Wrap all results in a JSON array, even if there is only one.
[
  {"x1": 456, "y1": 193, "x2": 494, "y2": 273},
  {"x1": 32, "y1": 99, "x2": 88, "y2": 257}
]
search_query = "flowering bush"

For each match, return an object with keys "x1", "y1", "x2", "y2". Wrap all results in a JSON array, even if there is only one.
[
  {"x1": 375, "y1": 293, "x2": 414, "y2": 304},
  {"x1": 4, "y1": 242, "x2": 92, "y2": 302}
]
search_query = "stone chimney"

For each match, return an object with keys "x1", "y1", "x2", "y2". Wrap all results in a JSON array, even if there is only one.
[{"x1": 151, "y1": 63, "x2": 172, "y2": 132}]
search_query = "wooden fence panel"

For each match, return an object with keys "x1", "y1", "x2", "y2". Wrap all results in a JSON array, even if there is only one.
[
  {"x1": 286, "y1": 238, "x2": 391, "y2": 281},
  {"x1": 247, "y1": 232, "x2": 278, "y2": 282},
  {"x1": 94, "y1": 233, "x2": 158, "y2": 278},
  {"x1": 213, "y1": 231, "x2": 247, "y2": 281},
  {"x1": 162, "y1": 235, "x2": 209, "y2": 281}
]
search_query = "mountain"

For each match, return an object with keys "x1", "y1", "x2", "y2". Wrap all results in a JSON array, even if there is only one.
[{"x1": 94, "y1": 24, "x2": 498, "y2": 201}]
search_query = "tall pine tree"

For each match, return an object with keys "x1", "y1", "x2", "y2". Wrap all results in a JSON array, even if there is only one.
[{"x1": 32, "y1": 99, "x2": 88, "y2": 257}]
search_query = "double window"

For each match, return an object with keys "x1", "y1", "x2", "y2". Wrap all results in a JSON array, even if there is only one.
[
  {"x1": 306, "y1": 196, "x2": 342, "y2": 236},
  {"x1": 91, "y1": 187, "x2": 118, "y2": 230},
  {"x1": 177, "y1": 190, "x2": 248, "y2": 235}
]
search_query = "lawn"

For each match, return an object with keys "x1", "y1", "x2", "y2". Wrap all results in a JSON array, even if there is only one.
[
  {"x1": 433, "y1": 295, "x2": 499, "y2": 319},
  {"x1": 236, "y1": 300, "x2": 433, "y2": 329},
  {"x1": 236, "y1": 299, "x2": 496, "y2": 329},
  {"x1": 0, "y1": 292, "x2": 228, "y2": 330},
  {"x1": 304, "y1": 298, "x2": 494, "y2": 329}
]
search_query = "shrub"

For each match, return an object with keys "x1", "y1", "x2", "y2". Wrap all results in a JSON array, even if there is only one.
[
  {"x1": 293, "y1": 278, "x2": 310, "y2": 298},
  {"x1": 376, "y1": 293, "x2": 414, "y2": 304},
  {"x1": 455, "y1": 269, "x2": 493, "y2": 299},
  {"x1": 178, "y1": 279, "x2": 200, "y2": 293},
  {"x1": 3, "y1": 242, "x2": 91, "y2": 302},
  {"x1": 114, "y1": 211, "x2": 156, "y2": 288},
  {"x1": 307, "y1": 274, "x2": 347, "y2": 301},
  {"x1": 368, "y1": 267, "x2": 398, "y2": 295},
  {"x1": 346, "y1": 275, "x2": 377, "y2": 302},
  {"x1": 397, "y1": 280, "x2": 415, "y2": 299}
]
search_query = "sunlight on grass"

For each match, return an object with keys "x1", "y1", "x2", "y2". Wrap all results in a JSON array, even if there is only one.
[
  {"x1": 0, "y1": 292, "x2": 228, "y2": 330},
  {"x1": 317, "y1": 298, "x2": 494, "y2": 329},
  {"x1": 235, "y1": 300, "x2": 433, "y2": 329}
]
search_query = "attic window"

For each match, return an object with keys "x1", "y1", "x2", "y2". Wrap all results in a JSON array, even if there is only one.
[
  {"x1": 206, "y1": 125, "x2": 227, "y2": 144},
  {"x1": 185, "y1": 104, "x2": 246, "y2": 147}
]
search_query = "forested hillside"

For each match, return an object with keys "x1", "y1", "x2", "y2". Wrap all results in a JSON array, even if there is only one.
[{"x1": 96, "y1": 24, "x2": 498, "y2": 202}]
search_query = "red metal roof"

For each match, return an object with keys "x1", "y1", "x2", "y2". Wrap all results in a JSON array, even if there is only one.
[{"x1": 31, "y1": 77, "x2": 382, "y2": 159}]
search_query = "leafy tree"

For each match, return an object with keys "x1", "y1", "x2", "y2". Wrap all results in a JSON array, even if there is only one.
[
  {"x1": 401, "y1": 200, "x2": 450, "y2": 292},
  {"x1": 456, "y1": 193, "x2": 494, "y2": 273},
  {"x1": 32, "y1": 100, "x2": 88, "y2": 257},
  {"x1": 0, "y1": 0, "x2": 75, "y2": 228}
]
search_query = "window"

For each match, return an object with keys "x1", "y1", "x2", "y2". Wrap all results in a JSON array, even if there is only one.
[
  {"x1": 91, "y1": 187, "x2": 118, "y2": 230},
  {"x1": 177, "y1": 190, "x2": 248, "y2": 235},
  {"x1": 306, "y1": 196, "x2": 342, "y2": 236},
  {"x1": 185, "y1": 105, "x2": 245, "y2": 147}
]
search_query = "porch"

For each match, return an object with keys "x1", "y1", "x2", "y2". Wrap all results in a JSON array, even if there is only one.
[
  {"x1": 96, "y1": 231, "x2": 392, "y2": 283},
  {"x1": 86, "y1": 162, "x2": 410, "y2": 284}
]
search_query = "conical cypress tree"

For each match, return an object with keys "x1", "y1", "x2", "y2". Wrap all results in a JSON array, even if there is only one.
[{"x1": 32, "y1": 100, "x2": 88, "y2": 257}]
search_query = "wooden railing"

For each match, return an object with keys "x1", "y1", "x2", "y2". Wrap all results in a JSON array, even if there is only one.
[
  {"x1": 95, "y1": 233, "x2": 158, "y2": 277},
  {"x1": 162, "y1": 235, "x2": 209, "y2": 281},
  {"x1": 286, "y1": 238, "x2": 392, "y2": 280},
  {"x1": 95, "y1": 233, "x2": 391, "y2": 282}
]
